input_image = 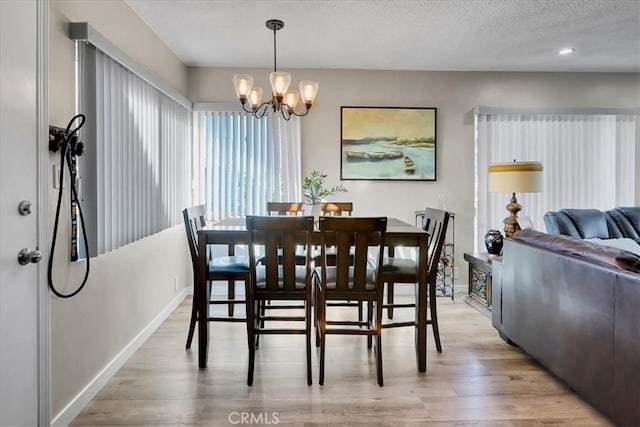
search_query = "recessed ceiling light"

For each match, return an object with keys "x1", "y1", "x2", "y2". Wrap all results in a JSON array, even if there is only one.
[{"x1": 559, "y1": 47, "x2": 575, "y2": 56}]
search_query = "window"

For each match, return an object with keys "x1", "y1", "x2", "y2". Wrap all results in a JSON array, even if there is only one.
[
  {"x1": 77, "y1": 42, "x2": 191, "y2": 256},
  {"x1": 474, "y1": 108, "x2": 637, "y2": 250},
  {"x1": 194, "y1": 109, "x2": 302, "y2": 221}
]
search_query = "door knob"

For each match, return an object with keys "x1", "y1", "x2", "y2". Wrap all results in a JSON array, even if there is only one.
[
  {"x1": 18, "y1": 200, "x2": 32, "y2": 216},
  {"x1": 18, "y1": 247, "x2": 42, "y2": 265}
]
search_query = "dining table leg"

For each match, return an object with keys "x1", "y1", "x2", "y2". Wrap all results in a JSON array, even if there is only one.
[
  {"x1": 415, "y1": 234, "x2": 428, "y2": 372},
  {"x1": 198, "y1": 233, "x2": 209, "y2": 368}
]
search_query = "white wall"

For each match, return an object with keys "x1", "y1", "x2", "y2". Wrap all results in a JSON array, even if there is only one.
[
  {"x1": 189, "y1": 67, "x2": 640, "y2": 284},
  {"x1": 49, "y1": 0, "x2": 191, "y2": 418}
]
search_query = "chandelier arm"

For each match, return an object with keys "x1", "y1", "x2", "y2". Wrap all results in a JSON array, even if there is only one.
[
  {"x1": 288, "y1": 106, "x2": 311, "y2": 117},
  {"x1": 254, "y1": 102, "x2": 271, "y2": 119},
  {"x1": 239, "y1": 102, "x2": 256, "y2": 114},
  {"x1": 281, "y1": 105, "x2": 292, "y2": 121},
  {"x1": 279, "y1": 101, "x2": 309, "y2": 118}
]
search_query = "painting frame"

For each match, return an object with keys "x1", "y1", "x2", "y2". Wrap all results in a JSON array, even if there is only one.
[{"x1": 340, "y1": 106, "x2": 437, "y2": 181}]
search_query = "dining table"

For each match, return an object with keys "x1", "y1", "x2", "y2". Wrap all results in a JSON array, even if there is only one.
[{"x1": 196, "y1": 216, "x2": 430, "y2": 372}]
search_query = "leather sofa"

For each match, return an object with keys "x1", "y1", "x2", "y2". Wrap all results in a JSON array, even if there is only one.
[
  {"x1": 492, "y1": 229, "x2": 640, "y2": 426},
  {"x1": 543, "y1": 206, "x2": 640, "y2": 241}
]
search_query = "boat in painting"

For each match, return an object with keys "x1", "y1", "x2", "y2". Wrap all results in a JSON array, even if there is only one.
[
  {"x1": 367, "y1": 151, "x2": 403, "y2": 161},
  {"x1": 344, "y1": 151, "x2": 368, "y2": 161},
  {"x1": 404, "y1": 156, "x2": 416, "y2": 174}
]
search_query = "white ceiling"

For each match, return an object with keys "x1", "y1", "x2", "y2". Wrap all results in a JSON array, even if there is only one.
[{"x1": 126, "y1": 0, "x2": 640, "y2": 73}]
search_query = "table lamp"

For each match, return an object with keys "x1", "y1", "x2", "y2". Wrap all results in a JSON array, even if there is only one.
[{"x1": 488, "y1": 161, "x2": 543, "y2": 238}]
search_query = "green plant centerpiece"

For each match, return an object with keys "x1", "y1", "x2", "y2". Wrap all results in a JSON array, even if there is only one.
[{"x1": 303, "y1": 171, "x2": 347, "y2": 216}]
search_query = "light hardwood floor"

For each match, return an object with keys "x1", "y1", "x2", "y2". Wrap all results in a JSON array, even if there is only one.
[{"x1": 72, "y1": 295, "x2": 611, "y2": 426}]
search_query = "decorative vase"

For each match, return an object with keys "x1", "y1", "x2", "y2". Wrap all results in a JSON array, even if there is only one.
[
  {"x1": 311, "y1": 204, "x2": 321, "y2": 219},
  {"x1": 305, "y1": 203, "x2": 321, "y2": 220},
  {"x1": 484, "y1": 229, "x2": 504, "y2": 255}
]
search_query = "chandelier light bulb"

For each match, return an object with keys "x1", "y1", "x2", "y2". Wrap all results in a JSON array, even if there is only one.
[
  {"x1": 233, "y1": 74, "x2": 254, "y2": 101},
  {"x1": 249, "y1": 87, "x2": 263, "y2": 110},
  {"x1": 269, "y1": 71, "x2": 291, "y2": 99},
  {"x1": 299, "y1": 80, "x2": 319, "y2": 106},
  {"x1": 283, "y1": 90, "x2": 299, "y2": 111}
]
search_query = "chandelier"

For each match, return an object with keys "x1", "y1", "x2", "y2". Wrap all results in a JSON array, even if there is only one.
[{"x1": 232, "y1": 19, "x2": 319, "y2": 121}]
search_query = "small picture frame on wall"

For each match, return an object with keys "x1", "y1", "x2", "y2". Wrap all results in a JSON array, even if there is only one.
[
  {"x1": 517, "y1": 216, "x2": 535, "y2": 230},
  {"x1": 340, "y1": 106, "x2": 437, "y2": 181}
]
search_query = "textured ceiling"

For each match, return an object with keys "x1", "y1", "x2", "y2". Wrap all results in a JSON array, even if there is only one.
[{"x1": 125, "y1": 0, "x2": 640, "y2": 72}]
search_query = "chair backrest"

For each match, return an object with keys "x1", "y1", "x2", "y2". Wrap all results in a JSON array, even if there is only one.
[
  {"x1": 266, "y1": 202, "x2": 306, "y2": 216},
  {"x1": 246, "y1": 215, "x2": 314, "y2": 292},
  {"x1": 421, "y1": 208, "x2": 450, "y2": 284},
  {"x1": 320, "y1": 202, "x2": 353, "y2": 217},
  {"x1": 318, "y1": 217, "x2": 387, "y2": 292},
  {"x1": 183, "y1": 205, "x2": 206, "y2": 271}
]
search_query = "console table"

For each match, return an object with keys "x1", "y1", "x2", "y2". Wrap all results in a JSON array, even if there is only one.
[{"x1": 463, "y1": 252, "x2": 500, "y2": 315}]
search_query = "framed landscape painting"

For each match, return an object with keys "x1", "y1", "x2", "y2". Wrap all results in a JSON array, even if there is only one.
[{"x1": 340, "y1": 107, "x2": 437, "y2": 181}]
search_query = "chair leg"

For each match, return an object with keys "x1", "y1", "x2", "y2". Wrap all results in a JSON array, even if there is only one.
[
  {"x1": 319, "y1": 294, "x2": 326, "y2": 386},
  {"x1": 315, "y1": 285, "x2": 321, "y2": 348},
  {"x1": 387, "y1": 282, "x2": 394, "y2": 319},
  {"x1": 430, "y1": 292, "x2": 442, "y2": 352},
  {"x1": 367, "y1": 301, "x2": 373, "y2": 349},
  {"x1": 358, "y1": 301, "x2": 363, "y2": 323},
  {"x1": 245, "y1": 282, "x2": 252, "y2": 351},
  {"x1": 306, "y1": 300, "x2": 312, "y2": 386},
  {"x1": 376, "y1": 299, "x2": 384, "y2": 387},
  {"x1": 228, "y1": 280, "x2": 235, "y2": 317},
  {"x1": 255, "y1": 300, "x2": 262, "y2": 348},
  {"x1": 247, "y1": 299, "x2": 257, "y2": 386},
  {"x1": 185, "y1": 288, "x2": 198, "y2": 350}
]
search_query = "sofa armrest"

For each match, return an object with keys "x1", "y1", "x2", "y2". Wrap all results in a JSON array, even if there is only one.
[{"x1": 512, "y1": 229, "x2": 640, "y2": 273}]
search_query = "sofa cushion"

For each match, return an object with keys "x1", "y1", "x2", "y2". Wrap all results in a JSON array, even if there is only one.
[
  {"x1": 561, "y1": 208, "x2": 610, "y2": 239},
  {"x1": 512, "y1": 229, "x2": 640, "y2": 273},
  {"x1": 609, "y1": 207, "x2": 640, "y2": 241},
  {"x1": 543, "y1": 211, "x2": 581, "y2": 237}
]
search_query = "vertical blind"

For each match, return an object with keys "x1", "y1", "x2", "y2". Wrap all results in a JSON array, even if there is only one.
[
  {"x1": 80, "y1": 43, "x2": 191, "y2": 256},
  {"x1": 196, "y1": 111, "x2": 302, "y2": 221},
  {"x1": 475, "y1": 111, "x2": 637, "y2": 251}
]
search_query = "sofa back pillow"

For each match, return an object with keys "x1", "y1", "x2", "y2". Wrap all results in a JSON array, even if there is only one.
[
  {"x1": 609, "y1": 207, "x2": 640, "y2": 241},
  {"x1": 561, "y1": 209, "x2": 610, "y2": 239}
]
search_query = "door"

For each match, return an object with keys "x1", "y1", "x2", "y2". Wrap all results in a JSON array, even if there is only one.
[{"x1": 0, "y1": 0, "x2": 48, "y2": 425}]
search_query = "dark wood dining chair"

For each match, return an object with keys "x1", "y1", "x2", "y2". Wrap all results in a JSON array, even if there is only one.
[
  {"x1": 266, "y1": 201, "x2": 312, "y2": 266},
  {"x1": 382, "y1": 207, "x2": 450, "y2": 352},
  {"x1": 245, "y1": 215, "x2": 315, "y2": 386},
  {"x1": 182, "y1": 205, "x2": 249, "y2": 349},
  {"x1": 318, "y1": 202, "x2": 360, "y2": 317},
  {"x1": 314, "y1": 216, "x2": 387, "y2": 386},
  {"x1": 319, "y1": 202, "x2": 353, "y2": 217},
  {"x1": 266, "y1": 202, "x2": 306, "y2": 216}
]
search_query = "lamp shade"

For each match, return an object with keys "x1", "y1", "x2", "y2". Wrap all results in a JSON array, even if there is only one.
[{"x1": 488, "y1": 161, "x2": 543, "y2": 193}]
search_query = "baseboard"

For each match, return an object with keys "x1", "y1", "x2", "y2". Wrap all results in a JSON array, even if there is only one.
[
  {"x1": 51, "y1": 287, "x2": 189, "y2": 427},
  {"x1": 463, "y1": 294, "x2": 492, "y2": 319}
]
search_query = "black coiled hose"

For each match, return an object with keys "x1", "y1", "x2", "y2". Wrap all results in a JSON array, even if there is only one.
[{"x1": 47, "y1": 114, "x2": 90, "y2": 298}]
